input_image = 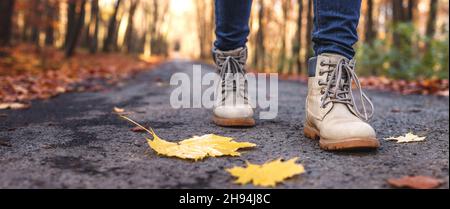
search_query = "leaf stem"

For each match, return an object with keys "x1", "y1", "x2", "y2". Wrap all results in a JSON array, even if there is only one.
[{"x1": 119, "y1": 115, "x2": 155, "y2": 136}]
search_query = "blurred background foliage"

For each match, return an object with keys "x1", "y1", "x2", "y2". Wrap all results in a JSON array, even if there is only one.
[
  {"x1": 356, "y1": 23, "x2": 449, "y2": 80},
  {"x1": 0, "y1": 0, "x2": 448, "y2": 81}
]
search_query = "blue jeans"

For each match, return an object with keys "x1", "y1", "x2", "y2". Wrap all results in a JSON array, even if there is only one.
[{"x1": 214, "y1": 0, "x2": 361, "y2": 59}]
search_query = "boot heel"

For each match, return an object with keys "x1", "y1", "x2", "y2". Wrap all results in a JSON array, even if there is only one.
[{"x1": 304, "y1": 124, "x2": 319, "y2": 140}]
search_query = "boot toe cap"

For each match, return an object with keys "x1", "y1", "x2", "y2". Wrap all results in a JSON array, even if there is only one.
[
  {"x1": 213, "y1": 105, "x2": 254, "y2": 119},
  {"x1": 320, "y1": 120, "x2": 376, "y2": 140}
]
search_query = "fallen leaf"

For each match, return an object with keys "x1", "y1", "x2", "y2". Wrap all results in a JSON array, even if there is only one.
[
  {"x1": 120, "y1": 115, "x2": 256, "y2": 160},
  {"x1": 55, "y1": 86, "x2": 66, "y2": 93},
  {"x1": 113, "y1": 107, "x2": 125, "y2": 113},
  {"x1": 131, "y1": 126, "x2": 146, "y2": 132},
  {"x1": 385, "y1": 132, "x2": 426, "y2": 143},
  {"x1": 226, "y1": 158, "x2": 305, "y2": 187},
  {"x1": 0, "y1": 102, "x2": 30, "y2": 110},
  {"x1": 436, "y1": 90, "x2": 449, "y2": 97},
  {"x1": 387, "y1": 176, "x2": 443, "y2": 189},
  {"x1": 0, "y1": 139, "x2": 12, "y2": 147},
  {"x1": 1, "y1": 45, "x2": 161, "y2": 105}
]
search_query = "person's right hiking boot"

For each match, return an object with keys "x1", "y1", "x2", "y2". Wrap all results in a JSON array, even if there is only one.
[
  {"x1": 212, "y1": 47, "x2": 255, "y2": 127},
  {"x1": 304, "y1": 53, "x2": 379, "y2": 150}
]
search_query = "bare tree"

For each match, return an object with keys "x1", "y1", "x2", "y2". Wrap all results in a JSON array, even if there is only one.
[
  {"x1": 88, "y1": 0, "x2": 100, "y2": 53},
  {"x1": 44, "y1": 0, "x2": 58, "y2": 46},
  {"x1": 124, "y1": 0, "x2": 140, "y2": 53},
  {"x1": 290, "y1": 0, "x2": 303, "y2": 74},
  {"x1": 305, "y1": 0, "x2": 313, "y2": 63},
  {"x1": 103, "y1": 0, "x2": 122, "y2": 52},
  {"x1": 365, "y1": 0, "x2": 375, "y2": 45},
  {"x1": 277, "y1": 0, "x2": 289, "y2": 73},
  {"x1": 65, "y1": 0, "x2": 87, "y2": 57},
  {"x1": 195, "y1": 0, "x2": 209, "y2": 59},
  {"x1": 65, "y1": 0, "x2": 76, "y2": 48},
  {"x1": 425, "y1": 0, "x2": 438, "y2": 38},
  {"x1": 406, "y1": 0, "x2": 417, "y2": 22},
  {"x1": 392, "y1": 0, "x2": 405, "y2": 48},
  {"x1": 0, "y1": 0, "x2": 15, "y2": 46},
  {"x1": 148, "y1": 0, "x2": 170, "y2": 56},
  {"x1": 254, "y1": 0, "x2": 266, "y2": 71}
]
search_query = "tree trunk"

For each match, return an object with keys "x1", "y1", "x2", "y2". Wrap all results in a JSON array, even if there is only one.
[
  {"x1": 65, "y1": 1, "x2": 77, "y2": 49},
  {"x1": 44, "y1": 0, "x2": 57, "y2": 46},
  {"x1": 88, "y1": 0, "x2": 100, "y2": 53},
  {"x1": 30, "y1": 0, "x2": 42, "y2": 45},
  {"x1": 392, "y1": 0, "x2": 405, "y2": 22},
  {"x1": 290, "y1": 0, "x2": 303, "y2": 74},
  {"x1": 277, "y1": 0, "x2": 289, "y2": 73},
  {"x1": 425, "y1": 0, "x2": 438, "y2": 38},
  {"x1": 406, "y1": 0, "x2": 416, "y2": 22},
  {"x1": 425, "y1": 0, "x2": 438, "y2": 51},
  {"x1": 124, "y1": 0, "x2": 139, "y2": 53},
  {"x1": 392, "y1": 0, "x2": 405, "y2": 48},
  {"x1": 0, "y1": 0, "x2": 15, "y2": 46},
  {"x1": 254, "y1": 0, "x2": 265, "y2": 71},
  {"x1": 364, "y1": 0, "x2": 375, "y2": 45},
  {"x1": 305, "y1": 0, "x2": 313, "y2": 63},
  {"x1": 196, "y1": 0, "x2": 207, "y2": 59},
  {"x1": 65, "y1": 0, "x2": 86, "y2": 57},
  {"x1": 103, "y1": 0, "x2": 122, "y2": 52}
]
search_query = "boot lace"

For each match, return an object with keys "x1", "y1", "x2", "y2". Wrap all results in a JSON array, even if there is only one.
[
  {"x1": 318, "y1": 58, "x2": 374, "y2": 121},
  {"x1": 214, "y1": 49, "x2": 248, "y2": 103}
]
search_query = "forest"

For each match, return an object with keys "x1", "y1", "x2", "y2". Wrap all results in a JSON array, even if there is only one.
[
  {"x1": 0, "y1": 0, "x2": 449, "y2": 190},
  {"x1": 0, "y1": 0, "x2": 449, "y2": 105}
]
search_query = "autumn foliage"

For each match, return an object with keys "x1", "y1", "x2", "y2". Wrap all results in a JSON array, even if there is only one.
[{"x1": 0, "y1": 44, "x2": 161, "y2": 104}]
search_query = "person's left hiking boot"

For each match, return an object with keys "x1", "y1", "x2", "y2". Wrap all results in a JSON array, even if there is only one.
[
  {"x1": 304, "y1": 53, "x2": 379, "y2": 150},
  {"x1": 212, "y1": 47, "x2": 255, "y2": 127}
]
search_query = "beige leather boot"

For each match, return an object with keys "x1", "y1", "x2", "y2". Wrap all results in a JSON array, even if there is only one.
[
  {"x1": 212, "y1": 47, "x2": 255, "y2": 127},
  {"x1": 304, "y1": 53, "x2": 379, "y2": 150}
]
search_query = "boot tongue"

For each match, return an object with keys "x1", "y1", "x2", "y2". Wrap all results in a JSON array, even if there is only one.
[
  {"x1": 213, "y1": 47, "x2": 247, "y2": 74},
  {"x1": 321, "y1": 53, "x2": 349, "y2": 63},
  {"x1": 214, "y1": 47, "x2": 246, "y2": 57}
]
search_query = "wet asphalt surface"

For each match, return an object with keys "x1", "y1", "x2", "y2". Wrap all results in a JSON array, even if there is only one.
[{"x1": 0, "y1": 60, "x2": 448, "y2": 189}]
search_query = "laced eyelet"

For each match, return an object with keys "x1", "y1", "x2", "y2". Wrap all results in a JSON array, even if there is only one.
[{"x1": 320, "y1": 61, "x2": 325, "y2": 66}]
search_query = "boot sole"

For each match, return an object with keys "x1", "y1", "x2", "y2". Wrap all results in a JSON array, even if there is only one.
[
  {"x1": 213, "y1": 115, "x2": 255, "y2": 127},
  {"x1": 304, "y1": 124, "x2": 379, "y2": 151}
]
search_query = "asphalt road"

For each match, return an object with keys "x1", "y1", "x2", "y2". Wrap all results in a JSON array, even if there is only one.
[{"x1": 0, "y1": 60, "x2": 448, "y2": 188}]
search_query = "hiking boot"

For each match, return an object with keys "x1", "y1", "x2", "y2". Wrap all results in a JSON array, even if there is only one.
[
  {"x1": 212, "y1": 47, "x2": 255, "y2": 127},
  {"x1": 304, "y1": 53, "x2": 379, "y2": 150}
]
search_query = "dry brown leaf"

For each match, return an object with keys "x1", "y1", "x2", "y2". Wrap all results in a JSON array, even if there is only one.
[
  {"x1": 113, "y1": 107, "x2": 125, "y2": 113},
  {"x1": 385, "y1": 132, "x2": 426, "y2": 143},
  {"x1": 120, "y1": 115, "x2": 256, "y2": 160},
  {"x1": 1, "y1": 45, "x2": 161, "y2": 104},
  {"x1": 131, "y1": 126, "x2": 146, "y2": 132},
  {"x1": 387, "y1": 176, "x2": 443, "y2": 189},
  {"x1": 0, "y1": 139, "x2": 12, "y2": 147},
  {"x1": 226, "y1": 158, "x2": 305, "y2": 187}
]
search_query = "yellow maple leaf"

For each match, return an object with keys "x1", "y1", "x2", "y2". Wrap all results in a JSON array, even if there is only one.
[
  {"x1": 120, "y1": 115, "x2": 256, "y2": 160},
  {"x1": 385, "y1": 132, "x2": 426, "y2": 143},
  {"x1": 227, "y1": 158, "x2": 305, "y2": 187}
]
